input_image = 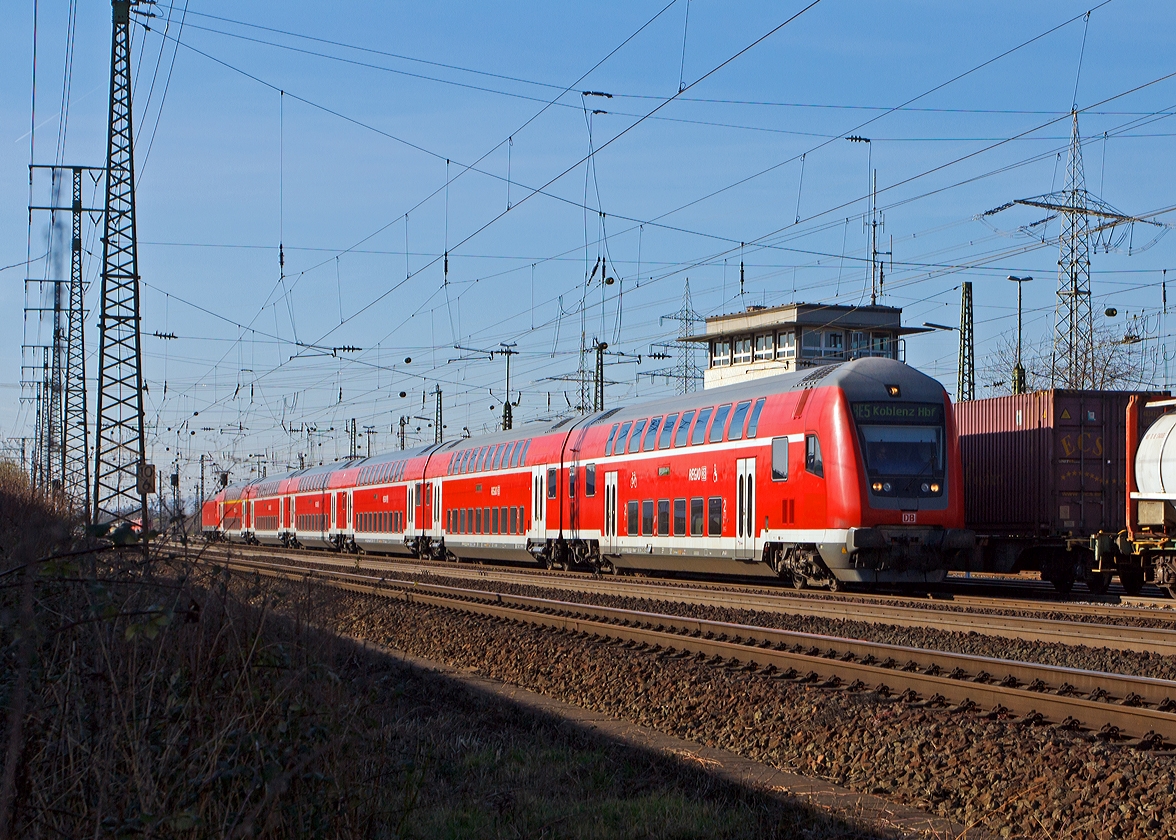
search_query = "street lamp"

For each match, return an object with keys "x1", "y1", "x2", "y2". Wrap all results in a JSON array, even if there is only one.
[{"x1": 1008, "y1": 276, "x2": 1032, "y2": 394}]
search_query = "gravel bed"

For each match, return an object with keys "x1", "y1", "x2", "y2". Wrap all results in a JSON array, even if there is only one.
[
  {"x1": 259, "y1": 575, "x2": 1176, "y2": 840},
  {"x1": 263, "y1": 555, "x2": 1176, "y2": 683}
]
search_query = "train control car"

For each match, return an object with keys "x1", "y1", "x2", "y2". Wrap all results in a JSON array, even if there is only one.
[
  {"x1": 955, "y1": 389, "x2": 1165, "y2": 594},
  {"x1": 203, "y1": 356, "x2": 972, "y2": 588}
]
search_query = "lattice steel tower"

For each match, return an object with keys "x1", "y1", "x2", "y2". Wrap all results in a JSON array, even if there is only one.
[
  {"x1": 957, "y1": 281, "x2": 974, "y2": 402},
  {"x1": 1013, "y1": 113, "x2": 1153, "y2": 389},
  {"x1": 64, "y1": 168, "x2": 90, "y2": 518},
  {"x1": 93, "y1": 0, "x2": 148, "y2": 525},
  {"x1": 661, "y1": 280, "x2": 705, "y2": 394}
]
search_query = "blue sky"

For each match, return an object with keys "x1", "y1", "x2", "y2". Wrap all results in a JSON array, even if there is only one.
[{"x1": 3, "y1": 1, "x2": 1175, "y2": 491}]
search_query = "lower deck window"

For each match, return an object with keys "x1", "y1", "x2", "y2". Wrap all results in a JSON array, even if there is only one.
[
  {"x1": 708, "y1": 498, "x2": 723, "y2": 536},
  {"x1": 641, "y1": 500, "x2": 654, "y2": 537},
  {"x1": 673, "y1": 499, "x2": 686, "y2": 536},
  {"x1": 657, "y1": 500, "x2": 670, "y2": 536},
  {"x1": 627, "y1": 500, "x2": 639, "y2": 536},
  {"x1": 690, "y1": 498, "x2": 704, "y2": 536}
]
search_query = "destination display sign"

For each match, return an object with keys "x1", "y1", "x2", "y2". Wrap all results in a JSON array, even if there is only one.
[{"x1": 852, "y1": 402, "x2": 944, "y2": 425}]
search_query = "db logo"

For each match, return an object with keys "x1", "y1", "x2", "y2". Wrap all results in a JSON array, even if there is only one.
[
  {"x1": 902, "y1": 512, "x2": 917, "y2": 524},
  {"x1": 630, "y1": 473, "x2": 637, "y2": 488}
]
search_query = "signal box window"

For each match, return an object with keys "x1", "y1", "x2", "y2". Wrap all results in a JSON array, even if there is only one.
[
  {"x1": 641, "y1": 501, "x2": 654, "y2": 536},
  {"x1": 627, "y1": 500, "x2": 639, "y2": 536},
  {"x1": 707, "y1": 497, "x2": 723, "y2": 536},
  {"x1": 691, "y1": 407, "x2": 713, "y2": 446},
  {"x1": 805, "y1": 434, "x2": 824, "y2": 477},
  {"x1": 776, "y1": 330, "x2": 796, "y2": 360},
  {"x1": 709, "y1": 404, "x2": 732, "y2": 443},
  {"x1": 754, "y1": 333, "x2": 773, "y2": 361},
  {"x1": 772, "y1": 438, "x2": 789, "y2": 481},
  {"x1": 673, "y1": 499, "x2": 686, "y2": 536},
  {"x1": 690, "y1": 498, "x2": 705, "y2": 536},
  {"x1": 733, "y1": 336, "x2": 752, "y2": 365},
  {"x1": 547, "y1": 468, "x2": 558, "y2": 498},
  {"x1": 585, "y1": 464, "x2": 596, "y2": 497}
]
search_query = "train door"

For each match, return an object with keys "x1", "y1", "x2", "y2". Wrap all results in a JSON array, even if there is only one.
[
  {"x1": 736, "y1": 457, "x2": 757, "y2": 558},
  {"x1": 604, "y1": 471, "x2": 618, "y2": 553},
  {"x1": 407, "y1": 483, "x2": 417, "y2": 534},
  {"x1": 433, "y1": 481, "x2": 443, "y2": 534},
  {"x1": 530, "y1": 466, "x2": 546, "y2": 539}
]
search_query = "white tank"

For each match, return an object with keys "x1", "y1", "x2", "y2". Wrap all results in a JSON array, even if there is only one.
[{"x1": 1136, "y1": 413, "x2": 1176, "y2": 497}]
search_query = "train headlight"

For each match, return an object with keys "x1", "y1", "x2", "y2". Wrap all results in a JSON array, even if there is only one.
[
  {"x1": 872, "y1": 482, "x2": 883, "y2": 492},
  {"x1": 882, "y1": 482, "x2": 892, "y2": 493},
  {"x1": 921, "y1": 483, "x2": 930, "y2": 493},
  {"x1": 930, "y1": 482, "x2": 940, "y2": 493}
]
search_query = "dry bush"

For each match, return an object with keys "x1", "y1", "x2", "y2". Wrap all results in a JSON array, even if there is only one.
[{"x1": 0, "y1": 485, "x2": 415, "y2": 839}]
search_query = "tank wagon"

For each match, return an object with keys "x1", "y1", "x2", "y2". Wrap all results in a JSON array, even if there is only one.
[
  {"x1": 1101, "y1": 396, "x2": 1176, "y2": 597},
  {"x1": 204, "y1": 357, "x2": 972, "y2": 588},
  {"x1": 955, "y1": 390, "x2": 1165, "y2": 594}
]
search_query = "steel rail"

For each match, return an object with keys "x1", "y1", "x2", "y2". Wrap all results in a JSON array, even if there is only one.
[
  {"x1": 211, "y1": 554, "x2": 1176, "y2": 745},
  {"x1": 207, "y1": 544, "x2": 1176, "y2": 656}
]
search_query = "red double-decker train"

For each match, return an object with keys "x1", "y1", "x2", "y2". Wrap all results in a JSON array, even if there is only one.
[{"x1": 203, "y1": 357, "x2": 972, "y2": 588}]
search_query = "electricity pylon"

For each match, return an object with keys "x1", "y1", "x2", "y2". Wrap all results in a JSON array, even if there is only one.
[
  {"x1": 957, "y1": 282, "x2": 974, "y2": 402},
  {"x1": 93, "y1": 0, "x2": 149, "y2": 526}
]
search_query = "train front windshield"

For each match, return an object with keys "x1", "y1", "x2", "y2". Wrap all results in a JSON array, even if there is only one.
[{"x1": 851, "y1": 401, "x2": 946, "y2": 486}]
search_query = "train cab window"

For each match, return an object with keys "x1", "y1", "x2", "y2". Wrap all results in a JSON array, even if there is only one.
[
  {"x1": 492, "y1": 507, "x2": 499, "y2": 534},
  {"x1": 642, "y1": 417, "x2": 661, "y2": 451},
  {"x1": 709, "y1": 404, "x2": 732, "y2": 443},
  {"x1": 657, "y1": 500, "x2": 670, "y2": 536},
  {"x1": 613, "y1": 422, "x2": 632, "y2": 456},
  {"x1": 690, "y1": 498, "x2": 705, "y2": 536},
  {"x1": 772, "y1": 438, "x2": 789, "y2": 481},
  {"x1": 673, "y1": 499, "x2": 686, "y2": 536},
  {"x1": 641, "y1": 500, "x2": 654, "y2": 536},
  {"x1": 674, "y1": 410, "x2": 695, "y2": 447},
  {"x1": 805, "y1": 434, "x2": 824, "y2": 477},
  {"x1": 585, "y1": 464, "x2": 596, "y2": 497},
  {"x1": 627, "y1": 500, "x2": 640, "y2": 536},
  {"x1": 547, "y1": 468, "x2": 558, "y2": 499},
  {"x1": 658, "y1": 414, "x2": 678, "y2": 449},
  {"x1": 628, "y1": 420, "x2": 647, "y2": 453},
  {"x1": 708, "y1": 498, "x2": 723, "y2": 536},
  {"x1": 691, "y1": 408, "x2": 713, "y2": 446},
  {"x1": 728, "y1": 401, "x2": 752, "y2": 441},
  {"x1": 747, "y1": 397, "x2": 767, "y2": 438},
  {"x1": 568, "y1": 467, "x2": 577, "y2": 499},
  {"x1": 605, "y1": 424, "x2": 619, "y2": 457}
]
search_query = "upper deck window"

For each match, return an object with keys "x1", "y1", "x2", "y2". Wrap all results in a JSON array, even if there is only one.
[
  {"x1": 727, "y1": 401, "x2": 752, "y2": 441},
  {"x1": 658, "y1": 413, "x2": 678, "y2": 449},
  {"x1": 709, "y1": 404, "x2": 732, "y2": 443},
  {"x1": 674, "y1": 410, "x2": 695, "y2": 447}
]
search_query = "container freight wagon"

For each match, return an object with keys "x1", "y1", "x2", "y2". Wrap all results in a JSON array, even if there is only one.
[{"x1": 955, "y1": 390, "x2": 1164, "y2": 594}]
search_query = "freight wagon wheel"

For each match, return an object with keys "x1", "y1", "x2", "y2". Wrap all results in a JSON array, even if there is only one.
[
  {"x1": 1084, "y1": 571, "x2": 1113, "y2": 596},
  {"x1": 1118, "y1": 567, "x2": 1145, "y2": 597}
]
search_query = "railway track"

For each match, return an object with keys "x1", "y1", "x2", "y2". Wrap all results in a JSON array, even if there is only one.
[
  {"x1": 208, "y1": 552, "x2": 1176, "y2": 746},
  {"x1": 204, "y1": 543, "x2": 1176, "y2": 656}
]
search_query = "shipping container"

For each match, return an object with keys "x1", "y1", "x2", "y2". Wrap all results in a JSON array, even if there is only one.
[{"x1": 954, "y1": 390, "x2": 1165, "y2": 590}]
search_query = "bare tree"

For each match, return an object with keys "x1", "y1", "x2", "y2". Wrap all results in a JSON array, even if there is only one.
[{"x1": 980, "y1": 319, "x2": 1154, "y2": 395}]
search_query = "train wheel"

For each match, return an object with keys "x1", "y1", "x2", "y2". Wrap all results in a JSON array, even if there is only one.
[
  {"x1": 1118, "y1": 567, "x2": 1145, "y2": 596},
  {"x1": 826, "y1": 575, "x2": 842, "y2": 593},
  {"x1": 791, "y1": 574, "x2": 806, "y2": 590},
  {"x1": 1084, "y1": 571, "x2": 1113, "y2": 596}
]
